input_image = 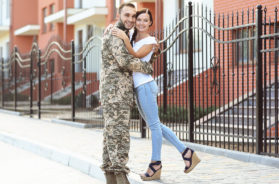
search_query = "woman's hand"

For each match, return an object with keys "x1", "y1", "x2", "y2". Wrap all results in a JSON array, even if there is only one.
[{"x1": 111, "y1": 28, "x2": 129, "y2": 42}]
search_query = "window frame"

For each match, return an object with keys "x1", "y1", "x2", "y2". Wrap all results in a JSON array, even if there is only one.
[
  {"x1": 42, "y1": 7, "x2": 47, "y2": 33},
  {"x1": 49, "y1": 4, "x2": 55, "y2": 31},
  {"x1": 234, "y1": 27, "x2": 256, "y2": 65}
]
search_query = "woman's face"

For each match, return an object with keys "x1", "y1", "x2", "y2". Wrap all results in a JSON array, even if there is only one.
[{"x1": 135, "y1": 13, "x2": 152, "y2": 32}]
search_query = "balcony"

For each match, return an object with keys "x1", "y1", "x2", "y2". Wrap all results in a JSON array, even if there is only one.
[
  {"x1": 44, "y1": 9, "x2": 83, "y2": 24},
  {"x1": 67, "y1": 7, "x2": 108, "y2": 26},
  {"x1": 14, "y1": 25, "x2": 40, "y2": 36}
]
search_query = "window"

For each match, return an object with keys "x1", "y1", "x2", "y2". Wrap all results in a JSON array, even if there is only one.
[
  {"x1": 6, "y1": 0, "x2": 10, "y2": 19},
  {"x1": 235, "y1": 28, "x2": 256, "y2": 64},
  {"x1": 42, "y1": 8, "x2": 47, "y2": 33},
  {"x1": 78, "y1": 0, "x2": 82, "y2": 8},
  {"x1": 77, "y1": 30, "x2": 83, "y2": 72},
  {"x1": 87, "y1": 25, "x2": 93, "y2": 40},
  {"x1": 49, "y1": 4, "x2": 55, "y2": 31},
  {"x1": 178, "y1": 0, "x2": 201, "y2": 53}
]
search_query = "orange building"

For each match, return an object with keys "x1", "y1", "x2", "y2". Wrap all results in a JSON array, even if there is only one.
[{"x1": 10, "y1": 0, "x2": 75, "y2": 53}]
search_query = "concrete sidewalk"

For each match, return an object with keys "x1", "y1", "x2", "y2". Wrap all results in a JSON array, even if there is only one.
[
  {"x1": 0, "y1": 110, "x2": 279, "y2": 184},
  {"x1": 0, "y1": 141, "x2": 104, "y2": 184}
]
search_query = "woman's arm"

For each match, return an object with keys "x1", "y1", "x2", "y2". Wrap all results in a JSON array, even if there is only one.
[{"x1": 111, "y1": 28, "x2": 153, "y2": 58}]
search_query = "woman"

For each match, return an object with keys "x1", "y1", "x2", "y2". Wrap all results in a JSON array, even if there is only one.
[{"x1": 111, "y1": 9, "x2": 200, "y2": 181}]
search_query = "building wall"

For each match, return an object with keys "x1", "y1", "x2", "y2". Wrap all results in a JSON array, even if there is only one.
[
  {"x1": 10, "y1": 0, "x2": 38, "y2": 53},
  {"x1": 214, "y1": 0, "x2": 278, "y2": 16},
  {"x1": 38, "y1": 0, "x2": 74, "y2": 49}
]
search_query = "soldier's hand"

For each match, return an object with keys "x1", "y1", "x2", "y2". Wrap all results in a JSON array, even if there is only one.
[{"x1": 103, "y1": 24, "x2": 114, "y2": 35}]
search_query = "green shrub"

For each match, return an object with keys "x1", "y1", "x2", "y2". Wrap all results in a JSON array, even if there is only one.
[
  {"x1": 75, "y1": 92, "x2": 84, "y2": 107},
  {"x1": 90, "y1": 94, "x2": 99, "y2": 108},
  {"x1": 130, "y1": 105, "x2": 140, "y2": 119},
  {"x1": 52, "y1": 93, "x2": 100, "y2": 108},
  {"x1": 158, "y1": 105, "x2": 216, "y2": 123},
  {"x1": 3, "y1": 93, "x2": 29, "y2": 101},
  {"x1": 52, "y1": 95, "x2": 71, "y2": 105}
]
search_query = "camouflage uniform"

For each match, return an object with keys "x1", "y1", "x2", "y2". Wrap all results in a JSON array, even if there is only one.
[{"x1": 100, "y1": 21, "x2": 153, "y2": 174}]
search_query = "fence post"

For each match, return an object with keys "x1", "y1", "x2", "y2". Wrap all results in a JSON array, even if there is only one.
[
  {"x1": 187, "y1": 1, "x2": 194, "y2": 142},
  {"x1": 71, "y1": 40, "x2": 75, "y2": 121},
  {"x1": 14, "y1": 47, "x2": 18, "y2": 111},
  {"x1": 140, "y1": 116, "x2": 147, "y2": 138},
  {"x1": 83, "y1": 57, "x2": 87, "y2": 108},
  {"x1": 1, "y1": 57, "x2": 4, "y2": 107},
  {"x1": 30, "y1": 50, "x2": 33, "y2": 117},
  {"x1": 163, "y1": 42, "x2": 168, "y2": 113},
  {"x1": 255, "y1": 5, "x2": 263, "y2": 154},
  {"x1": 50, "y1": 61, "x2": 53, "y2": 103},
  {"x1": 37, "y1": 49, "x2": 41, "y2": 119}
]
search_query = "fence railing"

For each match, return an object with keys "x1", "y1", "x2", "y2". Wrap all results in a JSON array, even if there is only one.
[{"x1": 0, "y1": 3, "x2": 278, "y2": 157}]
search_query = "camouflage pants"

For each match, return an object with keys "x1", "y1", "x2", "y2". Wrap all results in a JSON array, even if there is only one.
[{"x1": 101, "y1": 103, "x2": 131, "y2": 174}]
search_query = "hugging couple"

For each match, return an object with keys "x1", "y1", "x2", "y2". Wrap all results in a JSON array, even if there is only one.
[{"x1": 100, "y1": 2, "x2": 200, "y2": 184}]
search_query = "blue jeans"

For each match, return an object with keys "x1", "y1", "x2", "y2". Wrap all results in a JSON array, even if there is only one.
[{"x1": 135, "y1": 80, "x2": 186, "y2": 161}]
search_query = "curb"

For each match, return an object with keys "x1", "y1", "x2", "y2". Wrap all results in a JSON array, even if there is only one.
[
  {"x1": 51, "y1": 119, "x2": 95, "y2": 128},
  {"x1": 0, "y1": 131, "x2": 160, "y2": 184},
  {"x1": 181, "y1": 142, "x2": 279, "y2": 169},
  {"x1": 0, "y1": 109, "x2": 22, "y2": 116}
]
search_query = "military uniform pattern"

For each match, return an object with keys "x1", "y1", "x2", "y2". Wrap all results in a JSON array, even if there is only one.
[
  {"x1": 100, "y1": 21, "x2": 153, "y2": 174},
  {"x1": 101, "y1": 103, "x2": 130, "y2": 174}
]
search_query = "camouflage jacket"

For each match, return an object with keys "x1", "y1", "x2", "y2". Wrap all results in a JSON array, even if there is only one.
[{"x1": 100, "y1": 21, "x2": 154, "y2": 107}]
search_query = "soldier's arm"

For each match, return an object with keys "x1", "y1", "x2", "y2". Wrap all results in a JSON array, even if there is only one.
[{"x1": 110, "y1": 36, "x2": 153, "y2": 74}]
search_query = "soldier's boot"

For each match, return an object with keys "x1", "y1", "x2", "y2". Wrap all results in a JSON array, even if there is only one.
[
  {"x1": 115, "y1": 172, "x2": 130, "y2": 184},
  {"x1": 104, "y1": 171, "x2": 117, "y2": 184}
]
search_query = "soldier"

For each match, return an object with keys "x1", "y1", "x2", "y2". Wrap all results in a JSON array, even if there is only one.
[{"x1": 100, "y1": 3, "x2": 156, "y2": 184}]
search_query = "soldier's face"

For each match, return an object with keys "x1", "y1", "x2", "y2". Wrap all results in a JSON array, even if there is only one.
[{"x1": 119, "y1": 6, "x2": 136, "y2": 30}]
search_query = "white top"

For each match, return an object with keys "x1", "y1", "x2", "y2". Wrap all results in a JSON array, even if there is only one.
[{"x1": 132, "y1": 36, "x2": 157, "y2": 88}]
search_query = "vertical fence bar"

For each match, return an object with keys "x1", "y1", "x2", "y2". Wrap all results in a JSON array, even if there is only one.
[
  {"x1": 37, "y1": 50, "x2": 41, "y2": 119},
  {"x1": 187, "y1": 1, "x2": 194, "y2": 142},
  {"x1": 14, "y1": 47, "x2": 17, "y2": 111},
  {"x1": 163, "y1": 42, "x2": 167, "y2": 113},
  {"x1": 1, "y1": 57, "x2": 4, "y2": 107},
  {"x1": 263, "y1": 7, "x2": 267, "y2": 153},
  {"x1": 50, "y1": 60, "x2": 53, "y2": 103},
  {"x1": 140, "y1": 116, "x2": 147, "y2": 138},
  {"x1": 71, "y1": 40, "x2": 76, "y2": 121},
  {"x1": 255, "y1": 5, "x2": 263, "y2": 154},
  {"x1": 30, "y1": 50, "x2": 33, "y2": 117},
  {"x1": 274, "y1": 7, "x2": 278, "y2": 155}
]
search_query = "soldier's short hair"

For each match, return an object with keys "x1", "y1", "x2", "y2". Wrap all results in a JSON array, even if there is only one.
[{"x1": 119, "y1": 3, "x2": 136, "y2": 14}]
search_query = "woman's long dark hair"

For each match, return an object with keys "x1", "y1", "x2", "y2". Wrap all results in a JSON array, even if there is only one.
[{"x1": 130, "y1": 8, "x2": 153, "y2": 46}]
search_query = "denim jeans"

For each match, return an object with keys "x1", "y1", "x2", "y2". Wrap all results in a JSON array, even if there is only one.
[{"x1": 135, "y1": 80, "x2": 186, "y2": 161}]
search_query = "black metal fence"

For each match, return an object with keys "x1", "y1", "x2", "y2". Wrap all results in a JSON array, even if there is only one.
[{"x1": 0, "y1": 3, "x2": 278, "y2": 157}]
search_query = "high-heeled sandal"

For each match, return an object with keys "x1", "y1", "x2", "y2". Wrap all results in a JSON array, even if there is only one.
[
  {"x1": 182, "y1": 148, "x2": 200, "y2": 173},
  {"x1": 140, "y1": 161, "x2": 162, "y2": 181}
]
